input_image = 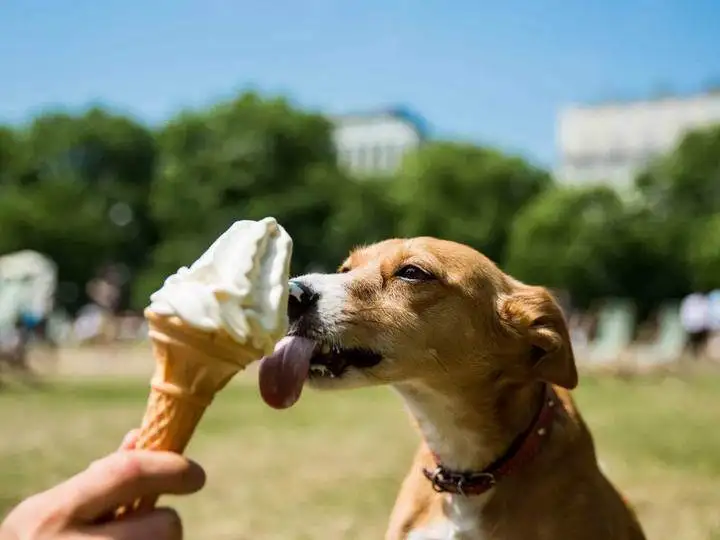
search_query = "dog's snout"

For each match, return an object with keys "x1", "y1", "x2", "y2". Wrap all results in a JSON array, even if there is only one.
[{"x1": 288, "y1": 279, "x2": 319, "y2": 322}]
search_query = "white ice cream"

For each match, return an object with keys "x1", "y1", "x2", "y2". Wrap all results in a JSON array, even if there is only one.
[{"x1": 148, "y1": 217, "x2": 293, "y2": 355}]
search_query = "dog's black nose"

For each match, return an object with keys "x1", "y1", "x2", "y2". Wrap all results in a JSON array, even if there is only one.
[{"x1": 287, "y1": 279, "x2": 318, "y2": 322}]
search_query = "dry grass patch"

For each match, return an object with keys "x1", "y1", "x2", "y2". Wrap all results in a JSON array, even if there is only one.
[{"x1": 1, "y1": 367, "x2": 719, "y2": 539}]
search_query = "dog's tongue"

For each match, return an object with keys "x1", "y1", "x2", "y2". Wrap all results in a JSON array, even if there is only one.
[{"x1": 258, "y1": 336, "x2": 315, "y2": 409}]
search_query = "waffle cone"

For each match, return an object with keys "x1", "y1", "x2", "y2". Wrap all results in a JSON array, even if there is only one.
[
  {"x1": 115, "y1": 310, "x2": 265, "y2": 518},
  {"x1": 136, "y1": 309, "x2": 265, "y2": 453}
]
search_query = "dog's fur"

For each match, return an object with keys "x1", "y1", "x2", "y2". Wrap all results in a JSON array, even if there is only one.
[{"x1": 289, "y1": 237, "x2": 646, "y2": 539}]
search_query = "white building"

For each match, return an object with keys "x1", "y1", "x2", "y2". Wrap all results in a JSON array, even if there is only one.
[
  {"x1": 556, "y1": 91, "x2": 720, "y2": 190},
  {"x1": 331, "y1": 107, "x2": 428, "y2": 176}
]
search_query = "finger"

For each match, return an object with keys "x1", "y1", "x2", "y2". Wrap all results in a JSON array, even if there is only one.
[
  {"x1": 133, "y1": 493, "x2": 161, "y2": 515},
  {"x1": 119, "y1": 430, "x2": 140, "y2": 451},
  {"x1": 73, "y1": 507, "x2": 183, "y2": 540},
  {"x1": 52, "y1": 450, "x2": 205, "y2": 522}
]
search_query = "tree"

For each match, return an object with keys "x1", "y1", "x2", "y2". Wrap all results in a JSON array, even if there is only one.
[
  {"x1": 0, "y1": 126, "x2": 20, "y2": 184},
  {"x1": 505, "y1": 185, "x2": 625, "y2": 308},
  {"x1": 635, "y1": 123, "x2": 720, "y2": 297},
  {"x1": 323, "y1": 175, "x2": 401, "y2": 265},
  {"x1": 687, "y1": 213, "x2": 720, "y2": 291},
  {"x1": 636, "y1": 124, "x2": 720, "y2": 219},
  {"x1": 603, "y1": 206, "x2": 692, "y2": 319},
  {"x1": 0, "y1": 182, "x2": 123, "y2": 304},
  {"x1": 392, "y1": 142, "x2": 551, "y2": 264},
  {"x1": 134, "y1": 92, "x2": 345, "y2": 307},
  {"x1": 0, "y1": 109, "x2": 157, "y2": 312}
]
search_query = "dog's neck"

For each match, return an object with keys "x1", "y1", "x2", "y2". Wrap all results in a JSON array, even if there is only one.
[{"x1": 395, "y1": 377, "x2": 545, "y2": 473}]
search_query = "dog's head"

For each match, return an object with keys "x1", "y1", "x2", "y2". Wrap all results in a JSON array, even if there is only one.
[{"x1": 258, "y1": 237, "x2": 577, "y2": 408}]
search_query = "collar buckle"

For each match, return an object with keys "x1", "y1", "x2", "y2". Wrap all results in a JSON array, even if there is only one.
[
  {"x1": 422, "y1": 385, "x2": 558, "y2": 497},
  {"x1": 427, "y1": 466, "x2": 446, "y2": 493},
  {"x1": 424, "y1": 466, "x2": 497, "y2": 496}
]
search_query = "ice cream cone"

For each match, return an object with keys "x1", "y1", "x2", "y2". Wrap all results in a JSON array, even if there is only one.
[
  {"x1": 137, "y1": 309, "x2": 264, "y2": 451},
  {"x1": 115, "y1": 309, "x2": 265, "y2": 517},
  {"x1": 114, "y1": 217, "x2": 293, "y2": 520}
]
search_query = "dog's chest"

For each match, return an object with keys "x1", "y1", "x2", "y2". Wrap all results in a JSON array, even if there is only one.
[
  {"x1": 407, "y1": 519, "x2": 457, "y2": 540},
  {"x1": 407, "y1": 519, "x2": 486, "y2": 540},
  {"x1": 406, "y1": 496, "x2": 488, "y2": 540}
]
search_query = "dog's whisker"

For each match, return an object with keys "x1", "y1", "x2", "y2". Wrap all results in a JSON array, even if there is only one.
[{"x1": 428, "y1": 350, "x2": 451, "y2": 374}]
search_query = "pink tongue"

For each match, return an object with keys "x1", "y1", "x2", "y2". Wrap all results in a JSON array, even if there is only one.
[{"x1": 258, "y1": 336, "x2": 315, "y2": 409}]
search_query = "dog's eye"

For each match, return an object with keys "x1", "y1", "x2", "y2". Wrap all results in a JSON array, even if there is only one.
[
  {"x1": 338, "y1": 266, "x2": 351, "y2": 274},
  {"x1": 395, "y1": 265, "x2": 434, "y2": 282}
]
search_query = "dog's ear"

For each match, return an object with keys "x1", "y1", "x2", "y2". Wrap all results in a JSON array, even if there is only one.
[{"x1": 497, "y1": 285, "x2": 578, "y2": 389}]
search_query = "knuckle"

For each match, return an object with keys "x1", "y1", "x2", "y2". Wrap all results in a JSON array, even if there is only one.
[{"x1": 100, "y1": 451, "x2": 144, "y2": 484}]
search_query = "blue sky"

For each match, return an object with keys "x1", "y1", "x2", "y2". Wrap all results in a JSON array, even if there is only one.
[{"x1": 2, "y1": 0, "x2": 718, "y2": 165}]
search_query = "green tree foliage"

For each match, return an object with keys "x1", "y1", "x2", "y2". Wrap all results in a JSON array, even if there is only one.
[
  {"x1": 0, "y1": 92, "x2": 718, "y2": 320},
  {"x1": 687, "y1": 214, "x2": 720, "y2": 291},
  {"x1": 634, "y1": 124, "x2": 720, "y2": 295},
  {"x1": 0, "y1": 109, "x2": 157, "y2": 310},
  {"x1": 323, "y1": 175, "x2": 401, "y2": 265},
  {"x1": 595, "y1": 206, "x2": 691, "y2": 320},
  {"x1": 506, "y1": 123, "x2": 720, "y2": 314},
  {"x1": 133, "y1": 93, "x2": 347, "y2": 307},
  {"x1": 0, "y1": 126, "x2": 20, "y2": 184},
  {"x1": 392, "y1": 142, "x2": 550, "y2": 263},
  {"x1": 505, "y1": 185, "x2": 625, "y2": 308},
  {"x1": 636, "y1": 125, "x2": 720, "y2": 218}
]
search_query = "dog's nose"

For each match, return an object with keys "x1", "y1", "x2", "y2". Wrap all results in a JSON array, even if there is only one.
[{"x1": 287, "y1": 279, "x2": 318, "y2": 322}]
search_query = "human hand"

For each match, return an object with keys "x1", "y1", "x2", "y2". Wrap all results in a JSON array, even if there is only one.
[{"x1": 0, "y1": 430, "x2": 205, "y2": 540}]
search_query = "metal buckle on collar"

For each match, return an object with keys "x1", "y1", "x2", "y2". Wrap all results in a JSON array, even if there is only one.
[
  {"x1": 426, "y1": 466, "x2": 447, "y2": 493},
  {"x1": 425, "y1": 466, "x2": 496, "y2": 496}
]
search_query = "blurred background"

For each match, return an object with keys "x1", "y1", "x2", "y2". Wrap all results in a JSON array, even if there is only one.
[{"x1": 1, "y1": 1, "x2": 719, "y2": 539}]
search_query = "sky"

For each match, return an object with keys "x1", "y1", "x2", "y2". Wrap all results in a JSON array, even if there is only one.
[{"x1": 1, "y1": 0, "x2": 719, "y2": 166}]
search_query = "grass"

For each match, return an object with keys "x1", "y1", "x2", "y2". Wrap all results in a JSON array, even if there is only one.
[{"x1": 1, "y1": 357, "x2": 720, "y2": 539}]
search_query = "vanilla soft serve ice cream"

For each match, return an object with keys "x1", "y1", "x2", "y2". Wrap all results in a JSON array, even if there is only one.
[
  {"x1": 114, "y1": 217, "x2": 294, "y2": 518},
  {"x1": 148, "y1": 217, "x2": 293, "y2": 356}
]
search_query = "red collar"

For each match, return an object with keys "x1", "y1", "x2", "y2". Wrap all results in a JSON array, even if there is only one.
[{"x1": 422, "y1": 385, "x2": 559, "y2": 497}]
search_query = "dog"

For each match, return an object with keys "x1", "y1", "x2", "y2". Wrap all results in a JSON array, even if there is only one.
[{"x1": 259, "y1": 237, "x2": 647, "y2": 539}]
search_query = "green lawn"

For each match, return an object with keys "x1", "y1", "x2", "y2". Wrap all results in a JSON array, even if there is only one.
[{"x1": 1, "y1": 369, "x2": 719, "y2": 539}]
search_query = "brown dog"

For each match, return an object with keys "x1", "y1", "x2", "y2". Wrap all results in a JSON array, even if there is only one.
[{"x1": 258, "y1": 237, "x2": 647, "y2": 539}]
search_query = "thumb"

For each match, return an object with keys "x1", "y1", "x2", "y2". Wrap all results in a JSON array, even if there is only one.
[{"x1": 53, "y1": 451, "x2": 205, "y2": 522}]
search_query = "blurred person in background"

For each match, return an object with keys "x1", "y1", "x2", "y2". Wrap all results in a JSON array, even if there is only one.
[
  {"x1": 706, "y1": 288, "x2": 720, "y2": 360},
  {"x1": 16, "y1": 299, "x2": 59, "y2": 351},
  {"x1": 0, "y1": 431, "x2": 205, "y2": 540},
  {"x1": 0, "y1": 309, "x2": 52, "y2": 384},
  {"x1": 0, "y1": 317, "x2": 30, "y2": 382},
  {"x1": 707, "y1": 288, "x2": 720, "y2": 332},
  {"x1": 72, "y1": 266, "x2": 124, "y2": 344},
  {"x1": 680, "y1": 291, "x2": 710, "y2": 358}
]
